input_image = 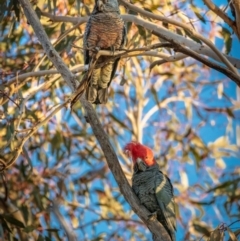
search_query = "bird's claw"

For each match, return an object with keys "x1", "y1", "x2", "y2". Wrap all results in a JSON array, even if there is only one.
[{"x1": 110, "y1": 46, "x2": 115, "y2": 56}]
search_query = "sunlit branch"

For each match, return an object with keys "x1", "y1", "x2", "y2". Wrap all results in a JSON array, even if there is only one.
[
  {"x1": 127, "y1": 15, "x2": 240, "y2": 69},
  {"x1": 119, "y1": 1, "x2": 239, "y2": 76},
  {"x1": 132, "y1": 57, "x2": 145, "y2": 142},
  {"x1": 5, "y1": 61, "x2": 91, "y2": 94},
  {"x1": 170, "y1": 41, "x2": 240, "y2": 87},
  {"x1": 141, "y1": 96, "x2": 195, "y2": 128},
  {"x1": 19, "y1": 1, "x2": 77, "y2": 91},
  {"x1": 67, "y1": 201, "x2": 103, "y2": 216},
  {"x1": 5, "y1": 43, "x2": 172, "y2": 88},
  {"x1": 1, "y1": 65, "x2": 85, "y2": 106},
  {"x1": 149, "y1": 34, "x2": 240, "y2": 85},
  {"x1": 6, "y1": 64, "x2": 85, "y2": 85},
  {"x1": 40, "y1": 9, "x2": 240, "y2": 69},
  {"x1": 150, "y1": 53, "x2": 189, "y2": 69}
]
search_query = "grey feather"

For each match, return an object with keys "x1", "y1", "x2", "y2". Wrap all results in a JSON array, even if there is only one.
[
  {"x1": 82, "y1": 0, "x2": 126, "y2": 104},
  {"x1": 132, "y1": 164, "x2": 176, "y2": 241}
]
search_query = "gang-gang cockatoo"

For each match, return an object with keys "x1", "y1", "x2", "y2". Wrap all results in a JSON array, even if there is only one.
[
  {"x1": 71, "y1": 0, "x2": 126, "y2": 106},
  {"x1": 124, "y1": 141, "x2": 176, "y2": 241}
]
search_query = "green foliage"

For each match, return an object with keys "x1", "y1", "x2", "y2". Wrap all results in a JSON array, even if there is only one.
[{"x1": 221, "y1": 27, "x2": 232, "y2": 54}]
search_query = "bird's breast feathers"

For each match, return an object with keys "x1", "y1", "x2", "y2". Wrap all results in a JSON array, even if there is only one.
[{"x1": 87, "y1": 13, "x2": 124, "y2": 49}]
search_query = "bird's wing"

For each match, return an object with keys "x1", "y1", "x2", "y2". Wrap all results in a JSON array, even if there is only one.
[
  {"x1": 155, "y1": 171, "x2": 176, "y2": 237},
  {"x1": 108, "y1": 20, "x2": 126, "y2": 86},
  {"x1": 83, "y1": 16, "x2": 92, "y2": 65}
]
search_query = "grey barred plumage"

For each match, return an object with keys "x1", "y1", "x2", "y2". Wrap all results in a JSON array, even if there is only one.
[
  {"x1": 132, "y1": 164, "x2": 176, "y2": 241},
  {"x1": 83, "y1": 0, "x2": 126, "y2": 104}
]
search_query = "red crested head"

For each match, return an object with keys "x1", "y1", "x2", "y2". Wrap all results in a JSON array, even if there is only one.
[{"x1": 124, "y1": 141, "x2": 156, "y2": 166}]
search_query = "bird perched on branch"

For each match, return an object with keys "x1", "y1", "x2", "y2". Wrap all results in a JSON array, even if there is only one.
[
  {"x1": 124, "y1": 142, "x2": 176, "y2": 241},
  {"x1": 71, "y1": 0, "x2": 125, "y2": 106}
]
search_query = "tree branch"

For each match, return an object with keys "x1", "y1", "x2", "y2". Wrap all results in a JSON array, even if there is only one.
[
  {"x1": 39, "y1": 11, "x2": 240, "y2": 69},
  {"x1": 18, "y1": 0, "x2": 172, "y2": 240},
  {"x1": 173, "y1": 44, "x2": 240, "y2": 87},
  {"x1": 119, "y1": 0, "x2": 239, "y2": 76},
  {"x1": 152, "y1": 31, "x2": 240, "y2": 87},
  {"x1": 51, "y1": 200, "x2": 77, "y2": 241},
  {"x1": 79, "y1": 97, "x2": 172, "y2": 241}
]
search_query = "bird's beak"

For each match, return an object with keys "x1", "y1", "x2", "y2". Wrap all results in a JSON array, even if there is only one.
[{"x1": 135, "y1": 158, "x2": 147, "y2": 172}]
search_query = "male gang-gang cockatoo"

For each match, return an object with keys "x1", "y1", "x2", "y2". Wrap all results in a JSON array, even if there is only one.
[{"x1": 124, "y1": 142, "x2": 176, "y2": 241}]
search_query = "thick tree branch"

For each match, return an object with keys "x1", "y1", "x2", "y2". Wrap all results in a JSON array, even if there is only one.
[
  {"x1": 152, "y1": 31, "x2": 240, "y2": 87},
  {"x1": 121, "y1": 14, "x2": 240, "y2": 69},
  {"x1": 40, "y1": 11, "x2": 240, "y2": 69},
  {"x1": 119, "y1": 0, "x2": 239, "y2": 76},
  {"x1": 173, "y1": 44, "x2": 240, "y2": 87},
  {"x1": 19, "y1": 0, "x2": 172, "y2": 240}
]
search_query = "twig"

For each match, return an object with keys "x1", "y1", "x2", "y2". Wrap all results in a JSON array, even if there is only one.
[
  {"x1": 228, "y1": 219, "x2": 240, "y2": 227},
  {"x1": 1, "y1": 65, "x2": 86, "y2": 106},
  {"x1": 51, "y1": 200, "x2": 77, "y2": 241},
  {"x1": 0, "y1": 90, "x2": 20, "y2": 109},
  {"x1": 1, "y1": 74, "x2": 67, "y2": 153},
  {"x1": 40, "y1": 11, "x2": 86, "y2": 24},
  {"x1": 1, "y1": 174, "x2": 8, "y2": 202},
  {"x1": 77, "y1": 217, "x2": 144, "y2": 230},
  {"x1": 5, "y1": 64, "x2": 85, "y2": 85}
]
